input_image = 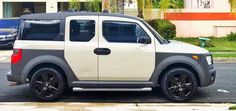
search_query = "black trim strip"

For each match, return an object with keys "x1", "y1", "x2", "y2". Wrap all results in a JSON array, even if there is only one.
[{"x1": 71, "y1": 81, "x2": 154, "y2": 88}]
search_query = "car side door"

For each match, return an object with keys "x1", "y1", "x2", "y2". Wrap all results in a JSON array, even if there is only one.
[
  {"x1": 64, "y1": 16, "x2": 99, "y2": 80},
  {"x1": 98, "y1": 16, "x2": 156, "y2": 81}
]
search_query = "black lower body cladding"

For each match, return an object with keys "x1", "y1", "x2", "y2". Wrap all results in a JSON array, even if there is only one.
[
  {"x1": 9, "y1": 49, "x2": 78, "y2": 85},
  {"x1": 8, "y1": 49, "x2": 215, "y2": 88}
]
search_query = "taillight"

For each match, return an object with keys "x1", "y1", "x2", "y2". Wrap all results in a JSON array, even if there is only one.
[{"x1": 11, "y1": 49, "x2": 22, "y2": 64}]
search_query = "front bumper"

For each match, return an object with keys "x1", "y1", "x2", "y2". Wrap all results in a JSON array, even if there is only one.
[
  {"x1": 205, "y1": 68, "x2": 216, "y2": 86},
  {"x1": 0, "y1": 39, "x2": 14, "y2": 47},
  {"x1": 198, "y1": 61, "x2": 216, "y2": 87}
]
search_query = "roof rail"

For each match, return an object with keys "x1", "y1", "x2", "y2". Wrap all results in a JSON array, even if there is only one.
[{"x1": 63, "y1": 10, "x2": 89, "y2": 12}]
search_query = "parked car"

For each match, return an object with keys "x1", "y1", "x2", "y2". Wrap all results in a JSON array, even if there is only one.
[
  {"x1": 0, "y1": 18, "x2": 19, "y2": 48},
  {"x1": 7, "y1": 12, "x2": 216, "y2": 102}
]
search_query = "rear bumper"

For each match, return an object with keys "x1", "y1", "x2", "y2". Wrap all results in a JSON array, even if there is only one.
[{"x1": 7, "y1": 71, "x2": 23, "y2": 85}]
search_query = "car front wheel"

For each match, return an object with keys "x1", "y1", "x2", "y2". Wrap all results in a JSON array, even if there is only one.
[{"x1": 161, "y1": 67, "x2": 198, "y2": 102}]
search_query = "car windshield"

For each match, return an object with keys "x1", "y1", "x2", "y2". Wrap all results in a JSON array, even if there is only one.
[{"x1": 0, "y1": 19, "x2": 20, "y2": 29}]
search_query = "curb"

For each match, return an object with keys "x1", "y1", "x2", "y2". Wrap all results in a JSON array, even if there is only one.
[
  {"x1": 0, "y1": 103, "x2": 232, "y2": 111},
  {"x1": 214, "y1": 57, "x2": 236, "y2": 63}
]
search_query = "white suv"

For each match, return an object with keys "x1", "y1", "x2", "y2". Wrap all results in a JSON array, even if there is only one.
[{"x1": 7, "y1": 12, "x2": 216, "y2": 102}]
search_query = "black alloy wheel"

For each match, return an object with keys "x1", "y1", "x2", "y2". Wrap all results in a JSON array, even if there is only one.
[
  {"x1": 161, "y1": 67, "x2": 197, "y2": 102},
  {"x1": 30, "y1": 67, "x2": 66, "y2": 101}
]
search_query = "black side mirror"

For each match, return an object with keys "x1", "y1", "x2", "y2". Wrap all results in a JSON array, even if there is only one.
[{"x1": 137, "y1": 36, "x2": 151, "y2": 44}]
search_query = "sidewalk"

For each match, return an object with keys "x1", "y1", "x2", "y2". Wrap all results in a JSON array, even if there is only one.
[
  {"x1": 212, "y1": 52, "x2": 236, "y2": 63},
  {"x1": 0, "y1": 103, "x2": 232, "y2": 111},
  {"x1": 0, "y1": 50, "x2": 12, "y2": 63},
  {"x1": 214, "y1": 57, "x2": 236, "y2": 63}
]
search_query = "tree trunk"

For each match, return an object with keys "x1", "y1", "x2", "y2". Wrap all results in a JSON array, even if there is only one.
[
  {"x1": 137, "y1": 0, "x2": 144, "y2": 18},
  {"x1": 118, "y1": 0, "x2": 125, "y2": 14},
  {"x1": 144, "y1": 0, "x2": 152, "y2": 20},
  {"x1": 102, "y1": 0, "x2": 109, "y2": 12}
]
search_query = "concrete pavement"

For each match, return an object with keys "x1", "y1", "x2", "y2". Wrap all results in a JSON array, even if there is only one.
[
  {"x1": 0, "y1": 50, "x2": 12, "y2": 63},
  {"x1": 0, "y1": 103, "x2": 232, "y2": 111}
]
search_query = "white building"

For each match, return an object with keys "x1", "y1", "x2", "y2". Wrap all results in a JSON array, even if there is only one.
[
  {"x1": 0, "y1": 0, "x2": 101, "y2": 18},
  {"x1": 125, "y1": 0, "x2": 236, "y2": 38}
]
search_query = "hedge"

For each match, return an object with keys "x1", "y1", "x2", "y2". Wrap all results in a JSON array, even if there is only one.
[{"x1": 146, "y1": 19, "x2": 176, "y2": 40}]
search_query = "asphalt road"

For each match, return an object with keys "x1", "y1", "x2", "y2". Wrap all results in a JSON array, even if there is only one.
[{"x1": 0, "y1": 63, "x2": 236, "y2": 103}]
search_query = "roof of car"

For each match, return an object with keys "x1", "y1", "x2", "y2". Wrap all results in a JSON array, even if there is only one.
[
  {"x1": 0, "y1": 18, "x2": 20, "y2": 20},
  {"x1": 20, "y1": 12, "x2": 142, "y2": 21}
]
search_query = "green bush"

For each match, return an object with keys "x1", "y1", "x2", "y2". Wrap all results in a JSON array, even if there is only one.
[
  {"x1": 146, "y1": 19, "x2": 176, "y2": 40},
  {"x1": 227, "y1": 32, "x2": 236, "y2": 41}
]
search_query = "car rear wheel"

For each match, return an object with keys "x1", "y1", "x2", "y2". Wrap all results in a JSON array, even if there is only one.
[
  {"x1": 161, "y1": 67, "x2": 198, "y2": 102},
  {"x1": 30, "y1": 67, "x2": 66, "y2": 102}
]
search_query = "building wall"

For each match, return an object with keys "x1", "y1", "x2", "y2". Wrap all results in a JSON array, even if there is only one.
[
  {"x1": 0, "y1": 0, "x2": 92, "y2": 18},
  {"x1": 166, "y1": 0, "x2": 235, "y2": 37},
  {"x1": 125, "y1": 0, "x2": 235, "y2": 38}
]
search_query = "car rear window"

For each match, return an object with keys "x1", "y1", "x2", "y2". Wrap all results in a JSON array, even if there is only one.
[
  {"x1": 19, "y1": 20, "x2": 61, "y2": 41},
  {"x1": 70, "y1": 20, "x2": 95, "y2": 42}
]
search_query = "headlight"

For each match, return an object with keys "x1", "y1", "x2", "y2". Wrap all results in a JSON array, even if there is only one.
[{"x1": 206, "y1": 55, "x2": 213, "y2": 65}]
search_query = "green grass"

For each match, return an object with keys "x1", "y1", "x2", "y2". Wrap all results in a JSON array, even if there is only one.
[
  {"x1": 229, "y1": 105, "x2": 236, "y2": 110},
  {"x1": 175, "y1": 38, "x2": 236, "y2": 52}
]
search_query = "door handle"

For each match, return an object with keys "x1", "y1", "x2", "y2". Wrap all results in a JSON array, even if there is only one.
[{"x1": 94, "y1": 48, "x2": 111, "y2": 55}]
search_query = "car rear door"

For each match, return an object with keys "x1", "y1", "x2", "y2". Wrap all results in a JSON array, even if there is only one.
[{"x1": 65, "y1": 16, "x2": 98, "y2": 80}]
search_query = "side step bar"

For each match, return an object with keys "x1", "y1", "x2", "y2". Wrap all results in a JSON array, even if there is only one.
[{"x1": 73, "y1": 87, "x2": 152, "y2": 92}]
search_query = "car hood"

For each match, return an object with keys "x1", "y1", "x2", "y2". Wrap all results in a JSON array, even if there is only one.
[
  {"x1": 0, "y1": 28, "x2": 16, "y2": 35},
  {"x1": 157, "y1": 40, "x2": 209, "y2": 54}
]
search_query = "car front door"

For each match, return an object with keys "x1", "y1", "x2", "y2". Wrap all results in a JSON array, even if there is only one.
[
  {"x1": 98, "y1": 16, "x2": 156, "y2": 81},
  {"x1": 65, "y1": 16, "x2": 98, "y2": 80}
]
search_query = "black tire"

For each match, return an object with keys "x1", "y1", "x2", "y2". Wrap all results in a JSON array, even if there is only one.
[
  {"x1": 30, "y1": 67, "x2": 66, "y2": 102},
  {"x1": 161, "y1": 67, "x2": 198, "y2": 102}
]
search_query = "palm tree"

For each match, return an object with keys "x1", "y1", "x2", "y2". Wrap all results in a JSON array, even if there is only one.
[
  {"x1": 144, "y1": 0, "x2": 152, "y2": 20},
  {"x1": 137, "y1": 0, "x2": 184, "y2": 19},
  {"x1": 137, "y1": 0, "x2": 144, "y2": 18},
  {"x1": 102, "y1": 0, "x2": 125, "y2": 14},
  {"x1": 103, "y1": 0, "x2": 110, "y2": 12},
  {"x1": 118, "y1": 0, "x2": 125, "y2": 14},
  {"x1": 229, "y1": 0, "x2": 236, "y2": 12}
]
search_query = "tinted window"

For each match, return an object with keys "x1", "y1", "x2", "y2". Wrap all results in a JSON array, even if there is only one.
[
  {"x1": 103, "y1": 21, "x2": 149, "y2": 43},
  {"x1": 70, "y1": 20, "x2": 95, "y2": 42},
  {"x1": 20, "y1": 20, "x2": 60, "y2": 41}
]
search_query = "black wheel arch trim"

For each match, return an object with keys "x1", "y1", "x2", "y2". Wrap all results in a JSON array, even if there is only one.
[
  {"x1": 150, "y1": 55, "x2": 205, "y2": 87},
  {"x1": 20, "y1": 55, "x2": 78, "y2": 86}
]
